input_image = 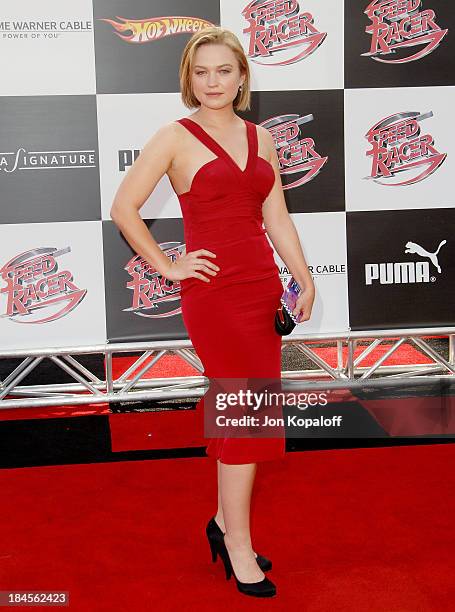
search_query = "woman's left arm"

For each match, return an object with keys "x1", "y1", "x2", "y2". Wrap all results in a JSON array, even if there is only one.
[{"x1": 260, "y1": 126, "x2": 315, "y2": 322}]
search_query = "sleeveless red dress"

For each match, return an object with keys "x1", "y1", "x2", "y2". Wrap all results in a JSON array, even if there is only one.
[{"x1": 174, "y1": 116, "x2": 286, "y2": 464}]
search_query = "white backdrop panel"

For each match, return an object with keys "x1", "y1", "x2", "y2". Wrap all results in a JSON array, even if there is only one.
[
  {"x1": 270, "y1": 211, "x2": 349, "y2": 335},
  {"x1": 345, "y1": 86, "x2": 455, "y2": 212},
  {"x1": 0, "y1": 0, "x2": 96, "y2": 96},
  {"x1": 220, "y1": 0, "x2": 344, "y2": 91},
  {"x1": 0, "y1": 221, "x2": 106, "y2": 350},
  {"x1": 97, "y1": 93, "x2": 189, "y2": 220}
]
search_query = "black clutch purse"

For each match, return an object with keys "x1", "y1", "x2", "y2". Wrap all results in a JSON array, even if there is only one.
[
  {"x1": 274, "y1": 303, "x2": 296, "y2": 335},
  {"x1": 274, "y1": 276, "x2": 302, "y2": 336}
]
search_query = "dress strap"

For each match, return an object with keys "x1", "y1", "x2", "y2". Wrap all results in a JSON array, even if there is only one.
[
  {"x1": 176, "y1": 117, "x2": 226, "y2": 160},
  {"x1": 245, "y1": 120, "x2": 258, "y2": 164},
  {"x1": 176, "y1": 117, "x2": 255, "y2": 177}
]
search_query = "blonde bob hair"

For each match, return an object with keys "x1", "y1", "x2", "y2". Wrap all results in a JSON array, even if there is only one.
[{"x1": 179, "y1": 26, "x2": 251, "y2": 111}]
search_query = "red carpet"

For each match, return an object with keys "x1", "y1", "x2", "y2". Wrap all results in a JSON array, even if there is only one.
[
  {"x1": 1, "y1": 444, "x2": 454, "y2": 611},
  {"x1": 309, "y1": 340, "x2": 433, "y2": 367}
]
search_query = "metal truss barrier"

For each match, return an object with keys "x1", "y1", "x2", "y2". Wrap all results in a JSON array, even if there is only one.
[{"x1": 1, "y1": 327, "x2": 455, "y2": 410}]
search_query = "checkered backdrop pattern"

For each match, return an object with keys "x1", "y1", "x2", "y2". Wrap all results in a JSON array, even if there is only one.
[{"x1": 0, "y1": 0, "x2": 454, "y2": 351}]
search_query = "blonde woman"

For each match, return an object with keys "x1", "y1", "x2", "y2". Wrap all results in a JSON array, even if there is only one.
[{"x1": 110, "y1": 26, "x2": 315, "y2": 598}]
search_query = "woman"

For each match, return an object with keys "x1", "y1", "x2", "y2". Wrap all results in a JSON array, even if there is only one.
[{"x1": 110, "y1": 27, "x2": 315, "y2": 598}]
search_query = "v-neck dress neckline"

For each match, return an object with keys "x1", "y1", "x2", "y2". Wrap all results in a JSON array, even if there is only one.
[{"x1": 179, "y1": 117, "x2": 255, "y2": 180}]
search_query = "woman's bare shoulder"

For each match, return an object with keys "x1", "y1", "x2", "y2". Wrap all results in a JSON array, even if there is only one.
[
  {"x1": 141, "y1": 120, "x2": 187, "y2": 158},
  {"x1": 255, "y1": 123, "x2": 273, "y2": 140},
  {"x1": 254, "y1": 123, "x2": 275, "y2": 156},
  {"x1": 148, "y1": 120, "x2": 194, "y2": 172},
  {"x1": 149, "y1": 120, "x2": 185, "y2": 141}
]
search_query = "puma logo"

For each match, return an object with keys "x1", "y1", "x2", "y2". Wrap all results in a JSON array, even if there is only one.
[{"x1": 405, "y1": 240, "x2": 447, "y2": 273}]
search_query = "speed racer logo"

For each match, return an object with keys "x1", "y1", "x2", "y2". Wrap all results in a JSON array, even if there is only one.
[
  {"x1": 125, "y1": 242, "x2": 183, "y2": 318},
  {"x1": 365, "y1": 110, "x2": 446, "y2": 186},
  {"x1": 362, "y1": 1, "x2": 448, "y2": 63},
  {"x1": 0, "y1": 247, "x2": 86, "y2": 324},
  {"x1": 99, "y1": 15, "x2": 214, "y2": 43},
  {"x1": 262, "y1": 114, "x2": 327, "y2": 189},
  {"x1": 242, "y1": 0, "x2": 327, "y2": 65}
]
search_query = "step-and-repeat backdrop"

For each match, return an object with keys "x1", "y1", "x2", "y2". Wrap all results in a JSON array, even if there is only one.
[{"x1": 1, "y1": 1, "x2": 454, "y2": 350}]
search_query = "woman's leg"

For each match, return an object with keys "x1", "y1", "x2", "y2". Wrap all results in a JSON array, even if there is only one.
[
  {"x1": 214, "y1": 459, "x2": 225, "y2": 530},
  {"x1": 220, "y1": 461, "x2": 265, "y2": 583},
  {"x1": 214, "y1": 459, "x2": 261, "y2": 558}
]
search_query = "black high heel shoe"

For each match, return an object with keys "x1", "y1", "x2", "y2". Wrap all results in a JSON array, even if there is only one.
[
  {"x1": 206, "y1": 517, "x2": 272, "y2": 572},
  {"x1": 208, "y1": 531, "x2": 277, "y2": 597}
]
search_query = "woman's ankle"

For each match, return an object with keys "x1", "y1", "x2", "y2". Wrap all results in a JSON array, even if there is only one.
[
  {"x1": 224, "y1": 532, "x2": 253, "y2": 552},
  {"x1": 214, "y1": 512, "x2": 225, "y2": 532}
]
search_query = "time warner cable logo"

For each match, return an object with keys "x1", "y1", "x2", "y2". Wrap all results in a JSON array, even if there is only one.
[
  {"x1": 242, "y1": 0, "x2": 327, "y2": 65},
  {"x1": 261, "y1": 114, "x2": 327, "y2": 189},
  {"x1": 0, "y1": 19, "x2": 92, "y2": 39},
  {"x1": 362, "y1": 0, "x2": 448, "y2": 64},
  {"x1": 0, "y1": 248, "x2": 86, "y2": 324},
  {"x1": 364, "y1": 111, "x2": 446, "y2": 186}
]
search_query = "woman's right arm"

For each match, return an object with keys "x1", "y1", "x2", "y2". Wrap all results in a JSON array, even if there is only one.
[{"x1": 110, "y1": 123, "x2": 219, "y2": 283}]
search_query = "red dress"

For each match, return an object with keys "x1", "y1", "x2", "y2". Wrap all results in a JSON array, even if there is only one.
[{"x1": 175, "y1": 116, "x2": 286, "y2": 464}]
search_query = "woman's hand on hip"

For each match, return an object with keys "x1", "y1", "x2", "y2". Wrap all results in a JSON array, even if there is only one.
[{"x1": 163, "y1": 249, "x2": 220, "y2": 283}]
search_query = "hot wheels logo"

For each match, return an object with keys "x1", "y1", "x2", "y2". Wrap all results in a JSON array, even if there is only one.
[
  {"x1": 262, "y1": 114, "x2": 327, "y2": 189},
  {"x1": 362, "y1": 0, "x2": 448, "y2": 63},
  {"x1": 0, "y1": 247, "x2": 86, "y2": 324},
  {"x1": 99, "y1": 15, "x2": 214, "y2": 43},
  {"x1": 242, "y1": 0, "x2": 326, "y2": 65},
  {"x1": 365, "y1": 111, "x2": 446, "y2": 186},
  {"x1": 124, "y1": 242, "x2": 183, "y2": 318}
]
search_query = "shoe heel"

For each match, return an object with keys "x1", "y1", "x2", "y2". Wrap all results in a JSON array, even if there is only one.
[
  {"x1": 212, "y1": 539, "x2": 233, "y2": 580},
  {"x1": 208, "y1": 536, "x2": 218, "y2": 563},
  {"x1": 220, "y1": 551, "x2": 232, "y2": 580},
  {"x1": 225, "y1": 565, "x2": 232, "y2": 581}
]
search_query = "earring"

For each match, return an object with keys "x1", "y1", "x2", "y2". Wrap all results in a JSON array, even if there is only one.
[{"x1": 239, "y1": 84, "x2": 243, "y2": 91}]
